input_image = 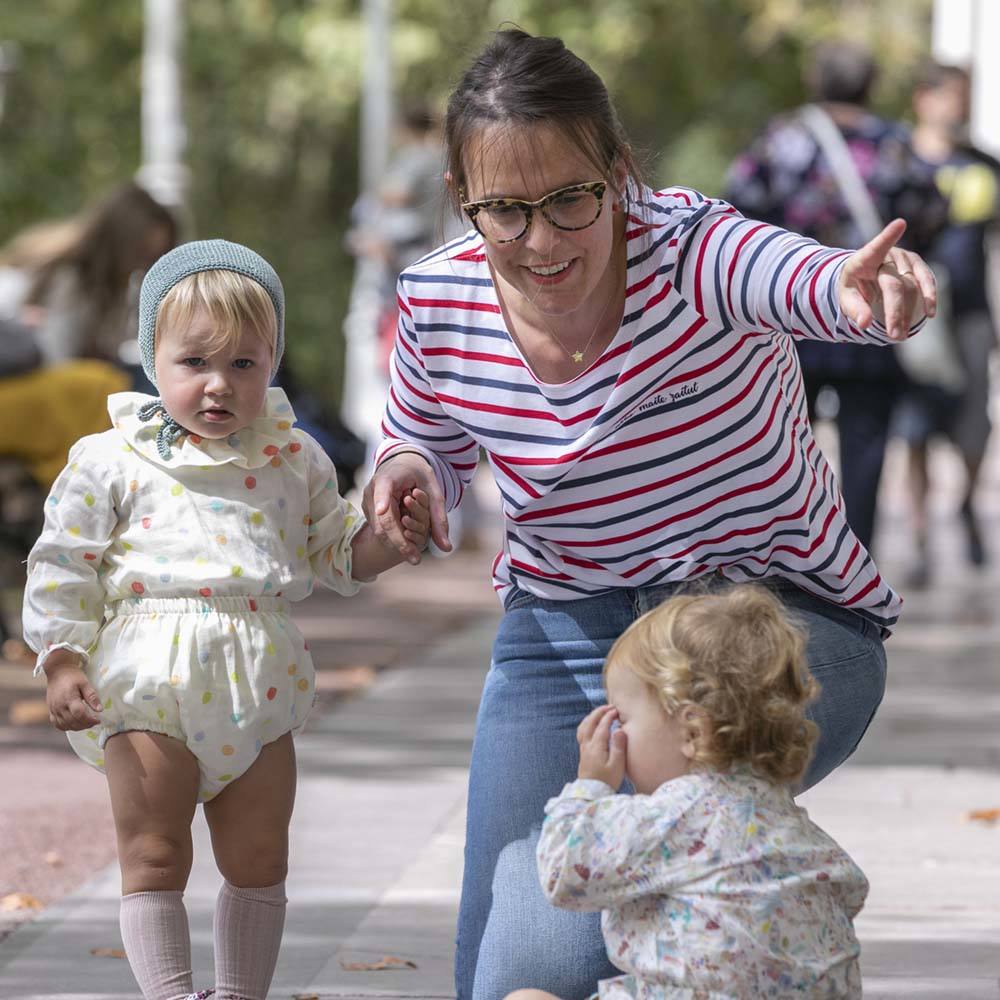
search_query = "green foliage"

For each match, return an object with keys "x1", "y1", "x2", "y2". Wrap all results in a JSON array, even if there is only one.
[
  {"x1": 0, "y1": 0, "x2": 933, "y2": 411},
  {"x1": 0, "y1": 1, "x2": 145, "y2": 225}
]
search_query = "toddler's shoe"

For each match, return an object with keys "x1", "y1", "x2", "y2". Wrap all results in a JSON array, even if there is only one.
[{"x1": 183, "y1": 991, "x2": 215, "y2": 999}]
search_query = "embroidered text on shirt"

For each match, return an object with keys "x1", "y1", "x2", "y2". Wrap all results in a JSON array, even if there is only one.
[{"x1": 669, "y1": 382, "x2": 699, "y2": 403}]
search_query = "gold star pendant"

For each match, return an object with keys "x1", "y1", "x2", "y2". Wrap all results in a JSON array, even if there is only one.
[{"x1": 572, "y1": 351, "x2": 585, "y2": 363}]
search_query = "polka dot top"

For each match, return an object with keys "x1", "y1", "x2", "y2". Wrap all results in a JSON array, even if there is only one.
[{"x1": 23, "y1": 388, "x2": 363, "y2": 674}]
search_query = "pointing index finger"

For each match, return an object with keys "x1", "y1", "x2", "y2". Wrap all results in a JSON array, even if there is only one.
[{"x1": 852, "y1": 218, "x2": 907, "y2": 274}]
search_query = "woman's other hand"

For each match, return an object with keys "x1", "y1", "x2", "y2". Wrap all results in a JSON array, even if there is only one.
[{"x1": 838, "y1": 218, "x2": 938, "y2": 341}]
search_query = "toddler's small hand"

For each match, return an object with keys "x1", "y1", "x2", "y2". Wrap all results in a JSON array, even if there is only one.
[
  {"x1": 576, "y1": 704, "x2": 626, "y2": 789},
  {"x1": 401, "y1": 488, "x2": 431, "y2": 564},
  {"x1": 44, "y1": 661, "x2": 103, "y2": 731}
]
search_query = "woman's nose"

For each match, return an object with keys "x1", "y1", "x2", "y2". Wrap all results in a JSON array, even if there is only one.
[{"x1": 521, "y1": 210, "x2": 559, "y2": 254}]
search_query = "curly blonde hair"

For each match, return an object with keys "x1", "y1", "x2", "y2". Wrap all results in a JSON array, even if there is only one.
[{"x1": 604, "y1": 584, "x2": 820, "y2": 785}]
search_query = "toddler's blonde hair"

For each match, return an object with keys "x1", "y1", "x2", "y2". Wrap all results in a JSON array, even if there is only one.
[
  {"x1": 605, "y1": 584, "x2": 820, "y2": 784},
  {"x1": 155, "y1": 269, "x2": 277, "y2": 358}
]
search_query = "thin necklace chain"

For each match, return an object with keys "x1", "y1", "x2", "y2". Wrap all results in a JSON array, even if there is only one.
[{"x1": 535, "y1": 257, "x2": 622, "y2": 364}]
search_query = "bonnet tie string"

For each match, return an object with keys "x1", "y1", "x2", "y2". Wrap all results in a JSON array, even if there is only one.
[{"x1": 136, "y1": 398, "x2": 187, "y2": 459}]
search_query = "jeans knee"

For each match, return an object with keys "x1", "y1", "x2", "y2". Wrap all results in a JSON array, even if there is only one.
[
  {"x1": 802, "y1": 650, "x2": 887, "y2": 790},
  {"x1": 471, "y1": 838, "x2": 611, "y2": 1000}
]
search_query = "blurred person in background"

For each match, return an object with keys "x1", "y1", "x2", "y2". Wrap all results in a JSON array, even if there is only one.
[
  {"x1": 725, "y1": 41, "x2": 946, "y2": 553},
  {"x1": 0, "y1": 311, "x2": 128, "y2": 654},
  {"x1": 362, "y1": 101, "x2": 450, "y2": 275},
  {"x1": 895, "y1": 62, "x2": 999, "y2": 585},
  {"x1": 0, "y1": 182, "x2": 175, "y2": 590},
  {"x1": 347, "y1": 100, "x2": 453, "y2": 372},
  {"x1": 0, "y1": 180, "x2": 178, "y2": 367},
  {"x1": 347, "y1": 100, "x2": 484, "y2": 546}
]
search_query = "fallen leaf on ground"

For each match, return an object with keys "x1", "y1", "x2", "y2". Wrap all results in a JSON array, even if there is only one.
[
  {"x1": 8, "y1": 699, "x2": 50, "y2": 726},
  {"x1": 44, "y1": 851, "x2": 64, "y2": 867},
  {"x1": 90, "y1": 947, "x2": 127, "y2": 959},
  {"x1": 1, "y1": 893, "x2": 44, "y2": 912},
  {"x1": 964, "y1": 808, "x2": 1000, "y2": 824},
  {"x1": 339, "y1": 955, "x2": 418, "y2": 971}
]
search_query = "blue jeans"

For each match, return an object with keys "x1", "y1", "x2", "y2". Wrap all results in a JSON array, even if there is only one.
[{"x1": 456, "y1": 577, "x2": 887, "y2": 1000}]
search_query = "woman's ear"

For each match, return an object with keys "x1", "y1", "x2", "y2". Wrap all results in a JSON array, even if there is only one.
[{"x1": 611, "y1": 154, "x2": 630, "y2": 201}]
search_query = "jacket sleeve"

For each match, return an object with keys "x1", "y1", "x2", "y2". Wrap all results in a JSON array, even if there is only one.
[
  {"x1": 537, "y1": 778, "x2": 705, "y2": 911},
  {"x1": 303, "y1": 433, "x2": 365, "y2": 596},
  {"x1": 22, "y1": 439, "x2": 120, "y2": 675}
]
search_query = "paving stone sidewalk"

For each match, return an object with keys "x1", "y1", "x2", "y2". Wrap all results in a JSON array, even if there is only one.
[{"x1": 1, "y1": 509, "x2": 999, "y2": 998}]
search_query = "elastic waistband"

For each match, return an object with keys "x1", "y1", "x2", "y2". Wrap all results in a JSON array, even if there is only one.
[{"x1": 108, "y1": 595, "x2": 290, "y2": 617}]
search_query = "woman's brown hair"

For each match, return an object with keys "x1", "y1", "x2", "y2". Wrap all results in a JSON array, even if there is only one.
[{"x1": 444, "y1": 28, "x2": 642, "y2": 212}]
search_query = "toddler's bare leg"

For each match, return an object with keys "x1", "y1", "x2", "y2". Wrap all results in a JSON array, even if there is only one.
[
  {"x1": 105, "y1": 731, "x2": 201, "y2": 1000},
  {"x1": 204, "y1": 732, "x2": 296, "y2": 1000}
]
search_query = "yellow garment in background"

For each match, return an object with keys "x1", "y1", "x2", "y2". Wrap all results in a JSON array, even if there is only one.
[
  {"x1": 0, "y1": 360, "x2": 129, "y2": 487},
  {"x1": 936, "y1": 162, "x2": 999, "y2": 225}
]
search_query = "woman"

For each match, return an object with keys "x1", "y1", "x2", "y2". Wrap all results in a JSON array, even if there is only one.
[
  {"x1": 362, "y1": 29, "x2": 934, "y2": 1000},
  {"x1": 0, "y1": 182, "x2": 178, "y2": 484},
  {"x1": 2, "y1": 181, "x2": 178, "y2": 366},
  {"x1": 0, "y1": 183, "x2": 175, "y2": 634}
]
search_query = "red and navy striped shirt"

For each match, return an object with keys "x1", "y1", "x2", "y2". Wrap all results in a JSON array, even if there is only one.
[{"x1": 376, "y1": 187, "x2": 905, "y2": 632}]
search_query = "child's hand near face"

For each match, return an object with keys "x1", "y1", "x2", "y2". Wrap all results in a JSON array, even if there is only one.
[
  {"x1": 400, "y1": 488, "x2": 431, "y2": 555},
  {"x1": 577, "y1": 704, "x2": 627, "y2": 789}
]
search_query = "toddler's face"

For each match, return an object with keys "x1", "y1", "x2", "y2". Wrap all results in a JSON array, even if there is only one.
[
  {"x1": 155, "y1": 306, "x2": 272, "y2": 439},
  {"x1": 605, "y1": 663, "x2": 692, "y2": 795}
]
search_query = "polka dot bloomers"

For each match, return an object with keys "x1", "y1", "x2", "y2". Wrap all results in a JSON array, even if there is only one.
[
  {"x1": 23, "y1": 387, "x2": 365, "y2": 801},
  {"x1": 68, "y1": 596, "x2": 313, "y2": 801}
]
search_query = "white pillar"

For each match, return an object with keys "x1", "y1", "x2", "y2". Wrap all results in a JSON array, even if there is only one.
[
  {"x1": 360, "y1": 0, "x2": 392, "y2": 197},
  {"x1": 137, "y1": 0, "x2": 188, "y2": 210},
  {"x1": 932, "y1": 0, "x2": 1000, "y2": 158},
  {"x1": 970, "y1": 2, "x2": 1000, "y2": 158},
  {"x1": 341, "y1": 0, "x2": 393, "y2": 452},
  {"x1": 931, "y1": 0, "x2": 974, "y2": 64}
]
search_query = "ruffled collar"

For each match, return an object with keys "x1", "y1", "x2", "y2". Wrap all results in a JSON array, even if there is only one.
[{"x1": 108, "y1": 387, "x2": 298, "y2": 470}]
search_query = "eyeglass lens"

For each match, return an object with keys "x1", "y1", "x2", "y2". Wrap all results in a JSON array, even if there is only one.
[{"x1": 475, "y1": 188, "x2": 603, "y2": 242}]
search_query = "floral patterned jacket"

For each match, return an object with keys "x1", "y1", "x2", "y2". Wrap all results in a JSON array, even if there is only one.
[{"x1": 538, "y1": 770, "x2": 867, "y2": 999}]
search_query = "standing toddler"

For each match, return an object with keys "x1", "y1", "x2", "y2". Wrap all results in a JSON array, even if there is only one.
[{"x1": 22, "y1": 239, "x2": 430, "y2": 1000}]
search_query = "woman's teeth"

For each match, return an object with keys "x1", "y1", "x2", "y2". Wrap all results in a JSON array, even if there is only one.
[{"x1": 528, "y1": 261, "x2": 571, "y2": 276}]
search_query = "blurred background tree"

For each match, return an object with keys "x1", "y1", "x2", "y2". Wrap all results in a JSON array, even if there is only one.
[{"x1": 0, "y1": 0, "x2": 933, "y2": 407}]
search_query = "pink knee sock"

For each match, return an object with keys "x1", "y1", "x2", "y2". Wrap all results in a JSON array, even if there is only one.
[
  {"x1": 119, "y1": 890, "x2": 194, "y2": 1000},
  {"x1": 213, "y1": 880, "x2": 287, "y2": 1000}
]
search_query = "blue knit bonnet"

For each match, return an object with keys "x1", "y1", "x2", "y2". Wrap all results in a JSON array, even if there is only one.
[{"x1": 135, "y1": 239, "x2": 285, "y2": 457}]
